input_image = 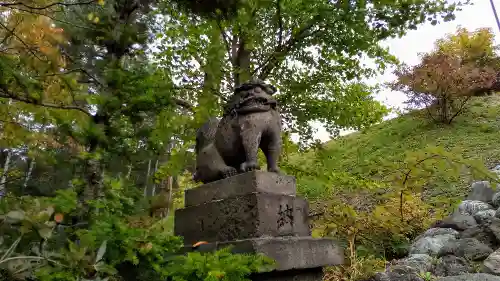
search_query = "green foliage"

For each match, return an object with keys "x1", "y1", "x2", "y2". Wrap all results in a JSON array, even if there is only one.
[
  {"x1": 163, "y1": 247, "x2": 274, "y2": 281},
  {"x1": 281, "y1": 98, "x2": 500, "y2": 280},
  {"x1": 0, "y1": 176, "x2": 273, "y2": 281},
  {"x1": 156, "y1": 0, "x2": 467, "y2": 142}
]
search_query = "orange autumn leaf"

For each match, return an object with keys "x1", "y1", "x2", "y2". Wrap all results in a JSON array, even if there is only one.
[{"x1": 54, "y1": 213, "x2": 64, "y2": 223}]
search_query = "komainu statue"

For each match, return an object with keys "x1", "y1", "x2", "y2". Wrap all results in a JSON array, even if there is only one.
[{"x1": 193, "y1": 79, "x2": 282, "y2": 184}]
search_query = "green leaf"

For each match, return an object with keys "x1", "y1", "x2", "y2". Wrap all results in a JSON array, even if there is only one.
[
  {"x1": 95, "y1": 240, "x2": 107, "y2": 263},
  {"x1": 6, "y1": 210, "x2": 25, "y2": 222},
  {"x1": 38, "y1": 227, "x2": 52, "y2": 240}
]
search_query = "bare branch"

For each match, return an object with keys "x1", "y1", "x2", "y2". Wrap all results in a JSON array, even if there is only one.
[{"x1": 0, "y1": 0, "x2": 96, "y2": 10}]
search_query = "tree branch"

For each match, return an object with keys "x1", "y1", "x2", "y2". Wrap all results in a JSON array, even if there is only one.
[
  {"x1": 254, "y1": 15, "x2": 322, "y2": 80},
  {"x1": 0, "y1": 89, "x2": 92, "y2": 116},
  {"x1": 276, "y1": 0, "x2": 283, "y2": 47},
  {"x1": 215, "y1": 18, "x2": 231, "y2": 59},
  {"x1": 9, "y1": 6, "x2": 97, "y2": 31},
  {"x1": 0, "y1": 0, "x2": 96, "y2": 10}
]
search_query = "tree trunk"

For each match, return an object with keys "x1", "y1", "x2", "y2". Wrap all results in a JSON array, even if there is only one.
[
  {"x1": 151, "y1": 158, "x2": 159, "y2": 196},
  {"x1": 0, "y1": 150, "x2": 12, "y2": 194},
  {"x1": 22, "y1": 158, "x2": 36, "y2": 192},
  {"x1": 232, "y1": 34, "x2": 252, "y2": 86},
  {"x1": 144, "y1": 159, "x2": 152, "y2": 197}
]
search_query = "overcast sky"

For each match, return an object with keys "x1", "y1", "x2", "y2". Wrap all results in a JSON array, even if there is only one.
[{"x1": 309, "y1": 0, "x2": 500, "y2": 143}]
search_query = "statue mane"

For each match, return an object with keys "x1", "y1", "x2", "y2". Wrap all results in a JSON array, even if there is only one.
[{"x1": 223, "y1": 79, "x2": 278, "y2": 116}]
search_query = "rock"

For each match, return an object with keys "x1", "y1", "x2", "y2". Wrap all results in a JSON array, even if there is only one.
[
  {"x1": 438, "y1": 238, "x2": 493, "y2": 261},
  {"x1": 435, "y1": 273, "x2": 500, "y2": 281},
  {"x1": 458, "y1": 200, "x2": 493, "y2": 216},
  {"x1": 484, "y1": 249, "x2": 500, "y2": 275},
  {"x1": 434, "y1": 213, "x2": 477, "y2": 231},
  {"x1": 496, "y1": 207, "x2": 500, "y2": 219},
  {"x1": 421, "y1": 228, "x2": 459, "y2": 238},
  {"x1": 488, "y1": 218, "x2": 500, "y2": 241},
  {"x1": 410, "y1": 233, "x2": 457, "y2": 256},
  {"x1": 373, "y1": 271, "x2": 423, "y2": 281},
  {"x1": 474, "y1": 209, "x2": 497, "y2": 224},
  {"x1": 460, "y1": 225, "x2": 499, "y2": 249},
  {"x1": 493, "y1": 193, "x2": 500, "y2": 208},
  {"x1": 396, "y1": 254, "x2": 433, "y2": 274},
  {"x1": 432, "y1": 255, "x2": 472, "y2": 277},
  {"x1": 467, "y1": 181, "x2": 495, "y2": 203}
]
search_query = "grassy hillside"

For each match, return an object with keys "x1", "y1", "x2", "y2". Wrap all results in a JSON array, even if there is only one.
[{"x1": 292, "y1": 95, "x2": 500, "y2": 204}]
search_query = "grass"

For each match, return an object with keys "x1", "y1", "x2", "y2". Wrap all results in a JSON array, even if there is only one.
[{"x1": 293, "y1": 95, "x2": 500, "y2": 203}]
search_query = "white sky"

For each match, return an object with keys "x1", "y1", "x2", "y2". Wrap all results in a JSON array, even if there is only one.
[{"x1": 309, "y1": 0, "x2": 500, "y2": 143}]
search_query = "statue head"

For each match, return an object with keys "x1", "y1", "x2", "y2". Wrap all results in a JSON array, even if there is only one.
[{"x1": 224, "y1": 79, "x2": 278, "y2": 115}]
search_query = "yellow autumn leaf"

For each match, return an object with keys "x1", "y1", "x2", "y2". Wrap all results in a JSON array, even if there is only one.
[
  {"x1": 93, "y1": 17, "x2": 100, "y2": 23},
  {"x1": 87, "y1": 13, "x2": 94, "y2": 21},
  {"x1": 98, "y1": 0, "x2": 105, "y2": 5}
]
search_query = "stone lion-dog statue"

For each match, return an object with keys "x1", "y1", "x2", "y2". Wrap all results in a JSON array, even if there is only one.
[{"x1": 193, "y1": 79, "x2": 282, "y2": 184}]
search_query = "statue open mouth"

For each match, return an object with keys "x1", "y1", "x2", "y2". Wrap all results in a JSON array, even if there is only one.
[{"x1": 239, "y1": 96, "x2": 277, "y2": 110}]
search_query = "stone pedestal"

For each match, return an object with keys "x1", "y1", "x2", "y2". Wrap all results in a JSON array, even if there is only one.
[{"x1": 174, "y1": 171, "x2": 344, "y2": 280}]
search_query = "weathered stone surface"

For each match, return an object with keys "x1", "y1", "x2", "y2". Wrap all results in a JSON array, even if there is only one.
[
  {"x1": 457, "y1": 200, "x2": 493, "y2": 216},
  {"x1": 409, "y1": 232, "x2": 457, "y2": 256},
  {"x1": 184, "y1": 171, "x2": 296, "y2": 207},
  {"x1": 435, "y1": 273, "x2": 500, "y2": 281},
  {"x1": 432, "y1": 255, "x2": 472, "y2": 277},
  {"x1": 190, "y1": 237, "x2": 344, "y2": 271},
  {"x1": 492, "y1": 192, "x2": 500, "y2": 208},
  {"x1": 467, "y1": 181, "x2": 495, "y2": 203},
  {"x1": 460, "y1": 225, "x2": 499, "y2": 249},
  {"x1": 396, "y1": 254, "x2": 433, "y2": 274},
  {"x1": 496, "y1": 207, "x2": 500, "y2": 219},
  {"x1": 474, "y1": 209, "x2": 497, "y2": 224},
  {"x1": 175, "y1": 193, "x2": 310, "y2": 244},
  {"x1": 484, "y1": 249, "x2": 500, "y2": 275},
  {"x1": 373, "y1": 271, "x2": 423, "y2": 281},
  {"x1": 438, "y1": 238, "x2": 493, "y2": 261},
  {"x1": 488, "y1": 218, "x2": 500, "y2": 241},
  {"x1": 434, "y1": 213, "x2": 477, "y2": 231},
  {"x1": 419, "y1": 228, "x2": 459, "y2": 239}
]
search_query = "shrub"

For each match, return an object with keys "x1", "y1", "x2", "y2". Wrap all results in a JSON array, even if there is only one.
[
  {"x1": 0, "y1": 177, "x2": 274, "y2": 281},
  {"x1": 390, "y1": 27, "x2": 499, "y2": 124}
]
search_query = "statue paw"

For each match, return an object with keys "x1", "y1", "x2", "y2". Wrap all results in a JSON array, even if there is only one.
[
  {"x1": 240, "y1": 161, "x2": 260, "y2": 172},
  {"x1": 221, "y1": 167, "x2": 238, "y2": 178},
  {"x1": 267, "y1": 166, "x2": 280, "y2": 174}
]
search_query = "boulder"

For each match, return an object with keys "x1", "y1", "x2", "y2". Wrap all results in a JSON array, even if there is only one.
[
  {"x1": 438, "y1": 238, "x2": 493, "y2": 261},
  {"x1": 432, "y1": 255, "x2": 472, "y2": 277},
  {"x1": 488, "y1": 218, "x2": 500, "y2": 241},
  {"x1": 396, "y1": 254, "x2": 433, "y2": 274},
  {"x1": 434, "y1": 213, "x2": 477, "y2": 231},
  {"x1": 474, "y1": 209, "x2": 497, "y2": 224},
  {"x1": 457, "y1": 200, "x2": 493, "y2": 216},
  {"x1": 373, "y1": 271, "x2": 424, "y2": 281},
  {"x1": 483, "y1": 249, "x2": 500, "y2": 275},
  {"x1": 410, "y1": 233, "x2": 457, "y2": 256},
  {"x1": 435, "y1": 273, "x2": 500, "y2": 281},
  {"x1": 467, "y1": 181, "x2": 495, "y2": 203},
  {"x1": 492, "y1": 193, "x2": 500, "y2": 208},
  {"x1": 460, "y1": 226, "x2": 499, "y2": 249}
]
